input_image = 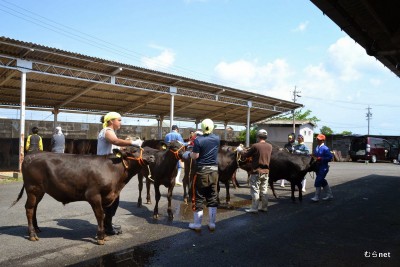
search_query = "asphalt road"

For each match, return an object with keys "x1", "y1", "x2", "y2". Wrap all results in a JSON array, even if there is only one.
[{"x1": 0, "y1": 162, "x2": 399, "y2": 267}]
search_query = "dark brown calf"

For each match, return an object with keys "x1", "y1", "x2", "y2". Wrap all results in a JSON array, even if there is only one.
[
  {"x1": 11, "y1": 146, "x2": 155, "y2": 245},
  {"x1": 237, "y1": 146, "x2": 317, "y2": 203},
  {"x1": 268, "y1": 150, "x2": 317, "y2": 202},
  {"x1": 137, "y1": 140, "x2": 185, "y2": 219},
  {"x1": 182, "y1": 146, "x2": 242, "y2": 205}
]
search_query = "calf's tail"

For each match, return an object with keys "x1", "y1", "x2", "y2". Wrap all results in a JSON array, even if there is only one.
[{"x1": 10, "y1": 185, "x2": 25, "y2": 208}]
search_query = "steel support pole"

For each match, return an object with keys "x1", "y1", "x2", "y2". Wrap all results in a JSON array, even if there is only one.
[
  {"x1": 19, "y1": 71, "x2": 27, "y2": 172},
  {"x1": 170, "y1": 94, "x2": 174, "y2": 130},
  {"x1": 169, "y1": 87, "x2": 177, "y2": 130},
  {"x1": 246, "y1": 101, "x2": 252, "y2": 147}
]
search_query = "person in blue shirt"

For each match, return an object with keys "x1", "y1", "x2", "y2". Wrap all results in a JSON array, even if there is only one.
[
  {"x1": 51, "y1": 126, "x2": 65, "y2": 153},
  {"x1": 183, "y1": 119, "x2": 220, "y2": 232},
  {"x1": 311, "y1": 134, "x2": 334, "y2": 202},
  {"x1": 293, "y1": 134, "x2": 310, "y2": 155},
  {"x1": 293, "y1": 134, "x2": 310, "y2": 192},
  {"x1": 164, "y1": 125, "x2": 185, "y2": 186}
]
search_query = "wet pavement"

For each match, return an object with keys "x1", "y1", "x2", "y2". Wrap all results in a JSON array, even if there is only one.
[{"x1": 0, "y1": 162, "x2": 399, "y2": 266}]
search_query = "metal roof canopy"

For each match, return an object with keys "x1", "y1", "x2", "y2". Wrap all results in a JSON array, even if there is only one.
[
  {"x1": 0, "y1": 37, "x2": 301, "y2": 126},
  {"x1": 310, "y1": 0, "x2": 400, "y2": 78},
  {"x1": 0, "y1": 36, "x2": 302, "y2": 171}
]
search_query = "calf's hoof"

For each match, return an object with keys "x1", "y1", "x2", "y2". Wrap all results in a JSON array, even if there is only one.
[
  {"x1": 97, "y1": 239, "x2": 105, "y2": 245},
  {"x1": 28, "y1": 234, "x2": 39, "y2": 241},
  {"x1": 105, "y1": 228, "x2": 122, "y2": 236}
]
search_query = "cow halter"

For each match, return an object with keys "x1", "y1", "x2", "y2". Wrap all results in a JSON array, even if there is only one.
[
  {"x1": 170, "y1": 144, "x2": 185, "y2": 160},
  {"x1": 123, "y1": 148, "x2": 154, "y2": 182},
  {"x1": 124, "y1": 147, "x2": 146, "y2": 168}
]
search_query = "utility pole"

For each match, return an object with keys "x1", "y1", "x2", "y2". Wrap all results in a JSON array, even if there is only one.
[
  {"x1": 292, "y1": 86, "x2": 301, "y2": 134},
  {"x1": 366, "y1": 106, "x2": 372, "y2": 135}
]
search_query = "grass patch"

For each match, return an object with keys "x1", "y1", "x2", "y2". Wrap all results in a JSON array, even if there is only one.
[{"x1": 0, "y1": 176, "x2": 23, "y2": 184}]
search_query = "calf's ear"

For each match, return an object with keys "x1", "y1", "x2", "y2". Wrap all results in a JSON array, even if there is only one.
[{"x1": 113, "y1": 148, "x2": 123, "y2": 158}]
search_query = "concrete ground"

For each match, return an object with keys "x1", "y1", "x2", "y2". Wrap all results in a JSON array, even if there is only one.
[{"x1": 0, "y1": 162, "x2": 399, "y2": 266}]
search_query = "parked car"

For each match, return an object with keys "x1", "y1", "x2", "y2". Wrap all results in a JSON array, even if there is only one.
[{"x1": 349, "y1": 136, "x2": 399, "y2": 163}]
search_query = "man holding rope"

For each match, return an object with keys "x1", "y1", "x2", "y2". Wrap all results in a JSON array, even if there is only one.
[{"x1": 183, "y1": 118, "x2": 220, "y2": 232}]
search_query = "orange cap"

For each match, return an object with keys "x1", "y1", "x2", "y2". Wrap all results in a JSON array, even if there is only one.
[{"x1": 316, "y1": 134, "x2": 326, "y2": 140}]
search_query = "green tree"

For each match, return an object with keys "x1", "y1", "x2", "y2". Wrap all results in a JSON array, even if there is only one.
[
  {"x1": 320, "y1": 126, "x2": 334, "y2": 135},
  {"x1": 340, "y1": 130, "x2": 352, "y2": 135},
  {"x1": 273, "y1": 109, "x2": 320, "y2": 125},
  {"x1": 237, "y1": 127, "x2": 257, "y2": 144}
]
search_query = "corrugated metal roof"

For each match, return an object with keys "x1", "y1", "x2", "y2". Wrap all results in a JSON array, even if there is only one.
[{"x1": 0, "y1": 36, "x2": 302, "y2": 125}]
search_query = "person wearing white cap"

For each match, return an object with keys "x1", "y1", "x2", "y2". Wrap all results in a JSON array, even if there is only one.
[
  {"x1": 51, "y1": 126, "x2": 65, "y2": 153},
  {"x1": 97, "y1": 112, "x2": 143, "y2": 235},
  {"x1": 182, "y1": 118, "x2": 220, "y2": 232},
  {"x1": 236, "y1": 129, "x2": 272, "y2": 213}
]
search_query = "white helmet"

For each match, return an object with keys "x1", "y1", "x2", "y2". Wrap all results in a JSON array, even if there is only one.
[
  {"x1": 201, "y1": 118, "x2": 214, "y2": 134},
  {"x1": 257, "y1": 129, "x2": 268, "y2": 138}
]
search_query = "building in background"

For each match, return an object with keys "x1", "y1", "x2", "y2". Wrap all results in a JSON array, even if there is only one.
[{"x1": 257, "y1": 120, "x2": 316, "y2": 149}]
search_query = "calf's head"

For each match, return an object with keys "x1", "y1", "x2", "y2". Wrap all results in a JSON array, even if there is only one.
[
  {"x1": 307, "y1": 156, "x2": 319, "y2": 173},
  {"x1": 113, "y1": 146, "x2": 156, "y2": 165},
  {"x1": 167, "y1": 140, "x2": 186, "y2": 160}
]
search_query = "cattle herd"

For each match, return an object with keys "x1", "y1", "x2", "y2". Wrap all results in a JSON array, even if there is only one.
[{"x1": 9, "y1": 139, "x2": 318, "y2": 245}]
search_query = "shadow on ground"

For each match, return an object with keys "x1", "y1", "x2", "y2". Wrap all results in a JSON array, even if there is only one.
[{"x1": 70, "y1": 173, "x2": 400, "y2": 267}]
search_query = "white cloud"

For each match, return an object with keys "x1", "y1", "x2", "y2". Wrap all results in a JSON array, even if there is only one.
[
  {"x1": 214, "y1": 58, "x2": 293, "y2": 96},
  {"x1": 301, "y1": 63, "x2": 337, "y2": 97},
  {"x1": 141, "y1": 45, "x2": 175, "y2": 71},
  {"x1": 293, "y1": 21, "x2": 309, "y2": 32},
  {"x1": 328, "y1": 36, "x2": 382, "y2": 81},
  {"x1": 210, "y1": 35, "x2": 398, "y2": 135},
  {"x1": 369, "y1": 78, "x2": 381, "y2": 86}
]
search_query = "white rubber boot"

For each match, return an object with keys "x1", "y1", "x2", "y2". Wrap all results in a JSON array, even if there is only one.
[
  {"x1": 189, "y1": 210, "x2": 203, "y2": 231},
  {"x1": 311, "y1": 187, "x2": 321, "y2": 202},
  {"x1": 280, "y1": 179, "x2": 285, "y2": 187},
  {"x1": 302, "y1": 178, "x2": 306, "y2": 192},
  {"x1": 175, "y1": 168, "x2": 182, "y2": 186},
  {"x1": 245, "y1": 199, "x2": 259, "y2": 213},
  {"x1": 208, "y1": 207, "x2": 217, "y2": 231},
  {"x1": 259, "y1": 196, "x2": 268, "y2": 212},
  {"x1": 322, "y1": 185, "x2": 333, "y2": 200}
]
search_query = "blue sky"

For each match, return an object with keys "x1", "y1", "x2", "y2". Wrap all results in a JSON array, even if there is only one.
[{"x1": 1, "y1": 0, "x2": 399, "y2": 135}]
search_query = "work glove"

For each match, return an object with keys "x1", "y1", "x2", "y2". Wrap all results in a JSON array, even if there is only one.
[
  {"x1": 182, "y1": 151, "x2": 191, "y2": 159},
  {"x1": 236, "y1": 145, "x2": 244, "y2": 152},
  {"x1": 131, "y1": 138, "x2": 143, "y2": 147}
]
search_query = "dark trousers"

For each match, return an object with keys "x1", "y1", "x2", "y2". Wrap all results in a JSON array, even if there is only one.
[
  {"x1": 191, "y1": 168, "x2": 218, "y2": 211},
  {"x1": 314, "y1": 165, "x2": 329, "y2": 187}
]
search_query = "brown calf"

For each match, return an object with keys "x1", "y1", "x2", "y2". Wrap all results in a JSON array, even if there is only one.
[{"x1": 11, "y1": 146, "x2": 155, "y2": 245}]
